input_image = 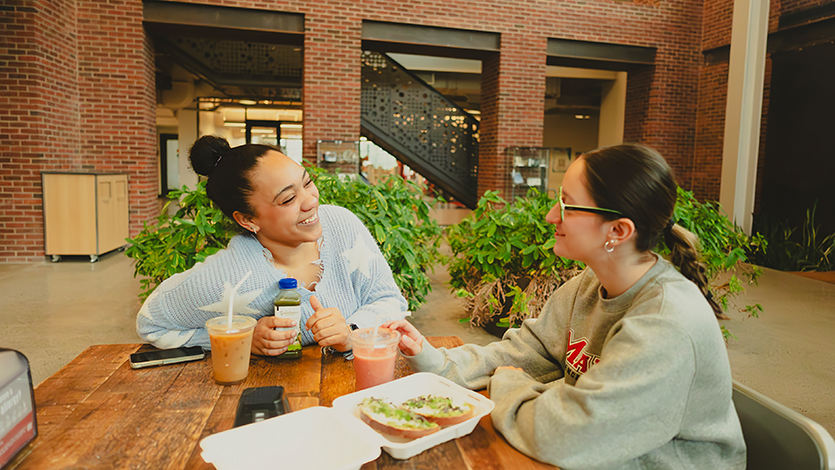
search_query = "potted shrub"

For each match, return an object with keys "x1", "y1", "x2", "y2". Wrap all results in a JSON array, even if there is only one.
[
  {"x1": 445, "y1": 188, "x2": 765, "y2": 339},
  {"x1": 125, "y1": 171, "x2": 442, "y2": 312}
]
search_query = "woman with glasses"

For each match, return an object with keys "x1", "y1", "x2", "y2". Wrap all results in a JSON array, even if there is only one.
[{"x1": 384, "y1": 143, "x2": 745, "y2": 469}]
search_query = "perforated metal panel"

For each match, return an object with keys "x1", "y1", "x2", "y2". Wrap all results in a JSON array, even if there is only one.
[
  {"x1": 361, "y1": 51, "x2": 478, "y2": 204},
  {"x1": 172, "y1": 38, "x2": 302, "y2": 80}
]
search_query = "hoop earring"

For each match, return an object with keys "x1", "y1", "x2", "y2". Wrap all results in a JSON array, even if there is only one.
[{"x1": 604, "y1": 240, "x2": 615, "y2": 253}]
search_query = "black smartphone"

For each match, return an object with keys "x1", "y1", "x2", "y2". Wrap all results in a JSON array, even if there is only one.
[
  {"x1": 233, "y1": 386, "x2": 290, "y2": 427},
  {"x1": 129, "y1": 346, "x2": 205, "y2": 369}
]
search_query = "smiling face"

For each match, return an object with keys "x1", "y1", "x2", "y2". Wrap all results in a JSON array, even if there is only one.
[
  {"x1": 242, "y1": 151, "x2": 322, "y2": 248},
  {"x1": 545, "y1": 158, "x2": 612, "y2": 263}
]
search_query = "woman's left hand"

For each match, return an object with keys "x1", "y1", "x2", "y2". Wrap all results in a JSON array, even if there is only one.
[{"x1": 306, "y1": 295, "x2": 352, "y2": 352}]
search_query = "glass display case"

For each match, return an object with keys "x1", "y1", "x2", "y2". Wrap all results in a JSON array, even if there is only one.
[
  {"x1": 507, "y1": 147, "x2": 573, "y2": 200},
  {"x1": 317, "y1": 140, "x2": 360, "y2": 179},
  {"x1": 508, "y1": 147, "x2": 550, "y2": 200}
]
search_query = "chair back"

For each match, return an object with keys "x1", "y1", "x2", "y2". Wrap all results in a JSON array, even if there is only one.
[{"x1": 733, "y1": 381, "x2": 835, "y2": 470}]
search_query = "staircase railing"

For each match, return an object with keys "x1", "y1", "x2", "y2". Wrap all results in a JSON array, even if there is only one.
[{"x1": 360, "y1": 51, "x2": 479, "y2": 208}]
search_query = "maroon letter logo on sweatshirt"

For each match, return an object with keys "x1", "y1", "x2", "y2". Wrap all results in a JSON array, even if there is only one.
[{"x1": 566, "y1": 329, "x2": 601, "y2": 378}]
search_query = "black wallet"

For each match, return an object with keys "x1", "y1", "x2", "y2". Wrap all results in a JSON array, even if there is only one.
[{"x1": 233, "y1": 386, "x2": 290, "y2": 427}]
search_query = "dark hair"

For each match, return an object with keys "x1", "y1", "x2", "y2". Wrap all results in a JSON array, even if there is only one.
[
  {"x1": 580, "y1": 143, "x2": 722, "y2": 317},
  {"x1": 188, "y1": 135, "x2": 276, "y2": 227}
]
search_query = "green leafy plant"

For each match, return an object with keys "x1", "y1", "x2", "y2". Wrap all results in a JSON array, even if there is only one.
[
  {"x1": 314, "y1": 172, "x2": 442, "y2": 311},
  {"x1": 750, "y1": 203, "x2": 834, "y2": 272},
  {"x1": 446, "y1": 189, "x2": 582, "y2": 330},
  {"x1": 124, "y1": 181, "x2": 238, "y2": 298},
  {"x1": 446, "y1": 187, "x2": 764, "y2": 339},
  {"x1": 125, "y1": 171, "x2": 442, "y2": 312}
]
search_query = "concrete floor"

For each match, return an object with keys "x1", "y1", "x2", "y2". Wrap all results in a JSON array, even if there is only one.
[{"x1": 2, "y1": 250, "x2": 834, "y2": 436}]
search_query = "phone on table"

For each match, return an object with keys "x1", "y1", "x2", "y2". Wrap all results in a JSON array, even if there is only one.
[
  {"x1": 129, "y1": 346, "x2": 205, "y2": 369},
  {"x1": 234, "y1": 386, "x2": 290, "y2": 427}
]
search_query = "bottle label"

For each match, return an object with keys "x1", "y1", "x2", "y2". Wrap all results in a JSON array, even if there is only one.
[{"x1": 275, "y1": 305, "x2": 301, "y2": 335}]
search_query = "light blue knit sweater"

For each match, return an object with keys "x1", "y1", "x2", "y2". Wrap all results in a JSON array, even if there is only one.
[{"x1": 136, "y1": 205, "x2": 408, "y2": 349}]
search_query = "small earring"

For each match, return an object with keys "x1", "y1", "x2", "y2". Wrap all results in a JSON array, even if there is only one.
[
  {"x1": 604, "y1": 240, "x2": 615, "y2": 253},
  {"x1": 250, "y1": 226, "x2": 258, "y2": 234}
]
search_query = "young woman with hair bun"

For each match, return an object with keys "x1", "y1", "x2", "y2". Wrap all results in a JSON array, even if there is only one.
[
  {"x1": 136, "y1": 135, "x2": 408, "y2": 356},
  {"x1": 384, "y1": 143, "x2": 746, "y2": 469}
]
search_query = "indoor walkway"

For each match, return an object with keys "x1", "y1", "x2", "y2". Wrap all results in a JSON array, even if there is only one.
[{"x1": 2, "y1": 249, "x2": 833, "y2": 435}]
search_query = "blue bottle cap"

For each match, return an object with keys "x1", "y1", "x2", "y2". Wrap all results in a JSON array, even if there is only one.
[{"x1": 279, "y1": 278, "x2": 298, "y2": 289}]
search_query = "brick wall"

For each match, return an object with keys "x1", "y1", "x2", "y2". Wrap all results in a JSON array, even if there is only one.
[
  {"x1": 76, "y1": 0, "x2": 156, "y2": 235},
  {"x1": 1, "y1": 0, "x2": 789, "y2": 261},
  {"x1": 692, "y1": 0, "x2": 779, "y2": 202},
  {"x1": 485, "y1": 32, "x2": 547, "y2": 200},
  {"x1": 0, "y1": 0, "x2": 79, "y2": 262},
  {"x1": 0, "y1": 0, "x2": 155, "y2": 262},
  {"x1": 302, "y1": 5, "x2": 363, "y2": 164},
  {"x1": 478, "y1": 54, "x2": 501, "y2": 199},
  {"x1": 623, "y1": 66, "x2": 654, "y2": 147},
  {"x1": 779, "y1": 0, "x2": 833, "y2": 17},
  {"x1": 693, "y1": 60, "x2": 728, "y2": 200}
]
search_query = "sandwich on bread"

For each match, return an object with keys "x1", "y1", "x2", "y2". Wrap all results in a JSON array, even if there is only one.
[
  {"x1": 400, "y1": 394, "x2": 475, "y2": 426},
  {"x1": 358, "y1": 397, "x2": 440, "y2": 439}
]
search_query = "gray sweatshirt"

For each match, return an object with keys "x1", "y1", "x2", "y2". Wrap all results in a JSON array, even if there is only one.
[{"x1": 409, "y1": 257, "x2": 746, "y2": 469}]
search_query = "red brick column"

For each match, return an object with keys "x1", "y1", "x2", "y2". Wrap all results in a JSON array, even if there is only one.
[
  {"x1": 76, "y1": 0, "x2": 156, "y2": 237},
  {"x1": 477, "y1": 54, "x2": 500, "y2": 200},
  {"x1": 693, "y1": 61, "x2": 728, "y2": 201},
  {"x1": 623, "y1": 67, "x2": 654, "y2": 149},
  {"x1": 0, "y1": 0, "x2": 79, "y2": 262},
  {"x1": 477, "y1": 33, "x2": 546, "y2": 201},
  {"x1": 694, "y1": 0, "x2": 776, "y2": 203},
  {"x1": 302, "y1": 8, "x2": 362, "y2": 165},
  {"x1": 0, "y1": 0, "x2": 155, "y2": 262}
]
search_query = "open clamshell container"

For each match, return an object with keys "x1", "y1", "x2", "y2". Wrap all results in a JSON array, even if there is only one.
[{"x1": 200, "y1": 373, "x2": 494, "y2": 469}]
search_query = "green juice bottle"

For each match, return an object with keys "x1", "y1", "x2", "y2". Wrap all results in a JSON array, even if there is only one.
[{"x1": 274, "y1": 278, "x2": 302, "y2": 358}]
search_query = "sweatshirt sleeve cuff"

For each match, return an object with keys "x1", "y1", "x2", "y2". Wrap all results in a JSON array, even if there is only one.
[{"x1": 404, "y1": 338, "x2": 447, "y2": 373}]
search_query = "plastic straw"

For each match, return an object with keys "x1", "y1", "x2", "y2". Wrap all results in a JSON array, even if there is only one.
[{"x1": 228, "y1": 270, "x2": 253, "y2": 328}]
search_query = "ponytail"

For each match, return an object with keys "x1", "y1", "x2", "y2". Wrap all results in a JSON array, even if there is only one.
[{"x1": 664, "y1": 224, "x2": 724, "y2": 318}]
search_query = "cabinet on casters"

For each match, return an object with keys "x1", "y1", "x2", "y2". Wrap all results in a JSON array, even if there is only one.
[{"x1": 42, "y1": 172, "x2": 129, "y2": 263}]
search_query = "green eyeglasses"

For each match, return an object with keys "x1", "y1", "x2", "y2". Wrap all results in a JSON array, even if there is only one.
[{"x1": 558, "y1": 186, "x2": 624, "y2": 220}]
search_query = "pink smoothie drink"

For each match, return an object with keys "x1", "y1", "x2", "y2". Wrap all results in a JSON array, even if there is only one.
[{"x1": 351, "y1": 327, "x2": 401, "y2": 390}]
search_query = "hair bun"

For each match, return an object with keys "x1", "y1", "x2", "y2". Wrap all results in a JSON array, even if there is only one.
[{"x1": 189, "y1": 135, "x2": 231, "y2": 176}]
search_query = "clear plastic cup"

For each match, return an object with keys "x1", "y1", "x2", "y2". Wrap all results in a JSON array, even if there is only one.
[
  {"x1": 206, "y1": 315, "x2": 257, "y2": 385},
  {"x1": 351, "y1": 327, "x2": 401, "y2": 390}
]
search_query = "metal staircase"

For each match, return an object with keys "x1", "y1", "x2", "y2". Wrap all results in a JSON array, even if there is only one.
[{"x1": 360, "y1": 51, "x2": 479, "y2": 208}]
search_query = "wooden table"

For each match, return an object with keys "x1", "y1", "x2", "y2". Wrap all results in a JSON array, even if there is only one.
[{"x1": 9, "y1": 338, "x2": 555, "y2": 469}]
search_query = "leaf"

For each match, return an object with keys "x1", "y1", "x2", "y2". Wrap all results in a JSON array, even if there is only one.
[{"x1": 374, "y1": 224, "x2": 386, "y2": 243}]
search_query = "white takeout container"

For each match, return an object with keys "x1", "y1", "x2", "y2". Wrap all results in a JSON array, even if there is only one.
[
  {"x1": 332, "y1": 372, "x2": 495, "y2": 459},
  {"x1": 199, "y1": 372, "x2": 494, "y2": 469}
]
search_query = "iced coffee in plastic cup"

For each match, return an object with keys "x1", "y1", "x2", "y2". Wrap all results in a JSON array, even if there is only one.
[
  {"x1": 206, "y1": 315, "x2": 257, "y2": 385},
  {"x1": 351, "y1": 327, "x2": 401, "y2": 390}
]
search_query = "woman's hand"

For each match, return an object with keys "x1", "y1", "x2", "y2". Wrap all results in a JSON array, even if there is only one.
[
  {"x1": 251, "y1": 316, "x2": 298, "y2": 356},
  {"x1": 306, "y1": 295, "x2": 352, "y2": 352},
  {"x1": 380, "y1": 319, "x2": 424, "y2": 356}
]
